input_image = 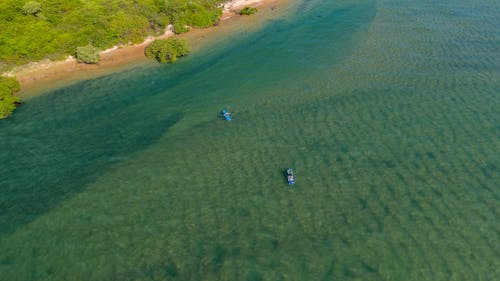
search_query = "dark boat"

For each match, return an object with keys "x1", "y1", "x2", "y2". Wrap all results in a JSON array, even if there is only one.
[{"x1": 286, "y1": 168, "x2": 295, "y2": 185}]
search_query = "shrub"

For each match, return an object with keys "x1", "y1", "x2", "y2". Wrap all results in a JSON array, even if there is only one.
[
  {"x1": 239, "y1": 7, "x2": 258, "y2": 15},
  {"x1": 165, "y1": 1, "x2": 222, "y2": 29},
  {"x1": 0, "y1": 76, "x2": 21, "y2": 119},
  {"x1": 22, "y1": 1, "x2": 42, "y2": 16},
  {"x1": 75, "y1": 45, "x2": 101, "y2": 64},
  {"x1": 145, "y1": 38, "x2": 189, "y2": 63},
  {"x1": 173, "y1": 22, "x2": 189, "y2": 34}
]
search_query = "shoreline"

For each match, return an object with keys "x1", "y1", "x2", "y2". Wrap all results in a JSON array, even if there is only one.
[{"x1": 4, "y1": 0, "x2": 280, "y2": 97}]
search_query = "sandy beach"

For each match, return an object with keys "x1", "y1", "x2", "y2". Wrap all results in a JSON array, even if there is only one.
[{"x1": 4, "y1": 0, "x2": 281, "y2": 96}]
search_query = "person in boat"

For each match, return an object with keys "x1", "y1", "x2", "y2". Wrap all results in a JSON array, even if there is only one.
[
  {"x1": 221, "y1": 109, "x2": 232, "y2": 121},
  {"x1": 286, "y1": 168, "x2": 295, "y2": 184}
]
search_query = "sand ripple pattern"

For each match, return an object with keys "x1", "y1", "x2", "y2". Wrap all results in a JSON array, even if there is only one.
[{"x1": 0, "y1": 0, "x2": 498, "y2": 280}]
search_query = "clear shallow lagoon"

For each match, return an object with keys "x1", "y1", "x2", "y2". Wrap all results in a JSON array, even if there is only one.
[{"x1": 1, "y1": 0, "x2": 499, "y2": 280}]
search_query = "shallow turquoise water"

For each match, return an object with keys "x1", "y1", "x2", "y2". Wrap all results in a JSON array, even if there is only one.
[{"x1": 1, "y1": 0, "x2": 499, "y2": 280}]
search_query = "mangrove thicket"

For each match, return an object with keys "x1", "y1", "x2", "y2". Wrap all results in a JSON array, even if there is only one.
[{"x1": 0, "y1": 0, "x2": 226, "y2": 70}]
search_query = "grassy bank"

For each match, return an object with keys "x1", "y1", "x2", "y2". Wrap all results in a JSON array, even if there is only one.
[{"x1": 0, "y1": 0, "x2": 226, "y2": 71}]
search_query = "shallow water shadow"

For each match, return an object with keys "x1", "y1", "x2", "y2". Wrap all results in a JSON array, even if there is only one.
[{"x1": 0, "y1": 79, "x2": 184, "y2": 235}]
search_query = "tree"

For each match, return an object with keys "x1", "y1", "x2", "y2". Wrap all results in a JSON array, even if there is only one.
[
  {"x1": 166, "y1": 0, "x2": 222, "y2": 31},
  {"x1": 0, "y1": 76, "x2": 21, "y2": 119},
  {"x1": 22, "y1": 1, "x2": 42, "y2": 16},
  {"x1": 239, "y1": 7, "x2": 258, "y2": 15},
  {"x1": 173, "y1": 22, "x2": 189, "y2": 34},
  {"x1": 75, "y1": 45, "x2": 101, "y2": 64},
  {"x1": 145, "y1": 38, "x2": 189, "y2": 63}
]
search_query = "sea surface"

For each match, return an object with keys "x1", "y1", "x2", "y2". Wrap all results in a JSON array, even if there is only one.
[{"x1": 1, "y1": 0, "x2": 499, "y2": 280}]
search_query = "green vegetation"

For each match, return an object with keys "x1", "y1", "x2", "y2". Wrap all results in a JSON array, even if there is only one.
[
  {"x1": 0, "y1": 0, "x2": 226, "y2": 70},
  {"x1": 173, "y1": 22, "x2": 190, "y2": 34},
  {"x1": 239, "y1": 6, "x2": 258, "y2": 15},
  {"x1": 0, "y1": 76, "x2": 21, "y2": 119},
  {"x1": 22, "y1": 1, "x2": 42, "y2": 16},
  {"x1": 166, "y1": 0, "x2": 222, "y2": 34},
  {"x1": 76, "y1": 45, "x2": 100, "y2": 64},
  {"x1": 145, "y1": 38, "x2": 189, "y2": 63}
]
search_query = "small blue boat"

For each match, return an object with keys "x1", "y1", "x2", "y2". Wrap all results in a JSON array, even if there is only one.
[
  {"x1": 286, "y1": 168, "x2": 295, "y2": 185},
  {"x1": 221, "y1": 109, "x2": 232, "y2": 121}
]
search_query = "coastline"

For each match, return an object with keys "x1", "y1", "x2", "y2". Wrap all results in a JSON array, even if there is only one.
[{"x1": 4, "y1": 0, "x2": 281, "y2": 97}]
